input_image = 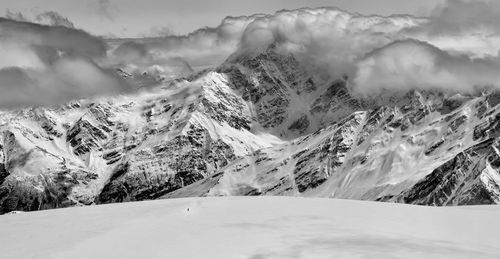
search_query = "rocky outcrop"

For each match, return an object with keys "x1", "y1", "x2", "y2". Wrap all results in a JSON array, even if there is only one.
[
  {"x1": 98, "y1": 124, "x2": 236, "y2": 203},
  {"x1": 293, "y1": 112, "x2": 365, "y2": 193},
  {"x1": 389, "y1": 138, "x2": 500, "y2": 205}
]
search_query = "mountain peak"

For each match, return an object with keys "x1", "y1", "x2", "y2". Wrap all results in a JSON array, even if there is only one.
[{"x1": 1, "y1": 44, "x2": 500, "y2": 213}]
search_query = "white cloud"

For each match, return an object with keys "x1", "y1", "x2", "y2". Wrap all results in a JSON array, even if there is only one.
[
  {"x1": 0, "y1": 18, "x2": 130, "y2": 108},
  {"x1": 231, "y1": 8, "x2": 424, "y2": 79},
  {"x1": 35, "y1": 11, "x2": 75, "y2": 28},
  {"x1": 353, "y1": 39, "x2": 500, "y2": 95},
  {"x1": 406, "y1": 0, "x2": 500, "y2": 57},
  {"x1": 4, "y1": 9, "x2": 75, "y2": 28},
  {"x1": 109, "y1": 15, "x2": 260, "y2": 70},
  {"x1": 2, "y1": 1, "x2": 500, "y2": 108}
]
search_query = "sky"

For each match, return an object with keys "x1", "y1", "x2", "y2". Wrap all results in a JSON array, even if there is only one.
[{"x1": 0, "y1": 0, "x2": 443, "y2": 37}]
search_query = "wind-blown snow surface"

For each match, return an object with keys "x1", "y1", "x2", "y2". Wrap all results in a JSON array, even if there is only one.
[{"x1": 1, "y1": 197, "x2": 499, "y2": 259}]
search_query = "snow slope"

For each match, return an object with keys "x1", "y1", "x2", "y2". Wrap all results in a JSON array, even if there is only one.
[
  {"x1": 1, "y1": 44, "x2": 500, "y2": 213},
  {"x1": 1, "y1": 197, "x2": 499, "y2": 259}
]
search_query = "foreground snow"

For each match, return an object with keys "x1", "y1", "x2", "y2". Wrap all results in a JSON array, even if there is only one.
[{"x1": 1, "y1": 197, "x2": 499, "y2": 259}]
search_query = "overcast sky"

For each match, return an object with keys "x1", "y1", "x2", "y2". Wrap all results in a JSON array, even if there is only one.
[{"x1": 1, "y1": 0, "x2": 443, "y2": 37}]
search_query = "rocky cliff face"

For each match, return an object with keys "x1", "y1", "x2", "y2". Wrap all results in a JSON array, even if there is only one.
[{"x1": 0, "y1": 48, "x2": 499, "y2": 213}]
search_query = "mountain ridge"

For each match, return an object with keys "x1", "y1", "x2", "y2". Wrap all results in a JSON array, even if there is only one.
[{"x1": 0, "y1": 47, "x2": 499, "y2": 213}]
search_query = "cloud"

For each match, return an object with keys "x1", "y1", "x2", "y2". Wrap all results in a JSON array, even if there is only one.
[
  {"x1": 4, "y1": 9, "x2": 29, "y2": 22},
  {"x1": 230, "y1": 8, "x2": 424, "y2": 79},
  {"x1": 3, "y1": 2, "x2": 500, "y2": 108},
  {"x1": 349, "y1": 0, "x2": 500, "y2": 94},
  {"x1": 107, "y1": 40, "x2": 194, "y2": 80},
  {"x1": 406, "y1": 0, "x2": 500, "y2": 57},
  {"x1": 4, "y1": 9, "x2": 75, "y2": 28},
  {"x1": 98, "y1": 8, "x2": 424, "y2": 83},
  {"x1": 218, "y1": 4, "x2": 500, "y2": 94},
  {"x1": 353, "y1": 39, "x2": 500, "y2": 95},
  {"x1": 116, "y1": 8, "x2": 422, "y2": 77},
  {"x1": 112, "y1": 41, "x2": 148, "y2": 60},
  {"x1": 35, "y1": 11, "x2": 75, "y2": 28},
  {"x1": 146, "y1": 26, "x2": 174, "y2": 37},
  {"x1": 102, "y1": 4, "x2": 500, "y2": 95},
  {"x1": 108, "y1": 15, "x2": 259, "y2": 70},
  {"x1": 0, "y1": 58, "x2": 124, "y2": 108},
  {"x1": 0, "y1": 18, "x2": 131, "y2": 109},
  {"x1": 0, "y1": 18, "x2": 105, "y2": 59},
  {"x1": 427, "y1": 0, "x2": 500, "y2": 34}
]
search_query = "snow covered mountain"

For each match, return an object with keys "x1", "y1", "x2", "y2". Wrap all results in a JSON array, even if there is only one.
[{"x1": 1, "y1": 46, "x2": 500, "y2": 213}]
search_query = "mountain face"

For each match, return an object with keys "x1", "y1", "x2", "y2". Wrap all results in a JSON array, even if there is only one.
[{"x1": 1, "y1": 47, "x2": 500, "y2": 213}]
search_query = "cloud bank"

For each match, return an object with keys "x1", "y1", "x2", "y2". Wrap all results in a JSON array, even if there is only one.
[
  {"x1": 353, "y1": 39, "x2": 500, "y2": 95},
  {"x1": 0, "y1": 18, "x2": 130, "y2": 108},
  {"x1": 221, "y1": 0, "x2": 500, "y2": 93},
  {"x1": 352, "y1": 0, "x2": 500, "y2": 93},
  {"x1": 108, "y1": 15, "x2": 260, "y2": 71},
  {"x1": 234, "y1": 7, "x2": 424, "y2": 79},
  {"x1": 2, "y1": 0, "x2": 500, "y2": 108},
  {"x1": 124, "y1": 0, "x2": 497, "y2": 94},
  {"x1": 107, "y1": 40, "x2": 194, "y2": 80},
  {"x1": 5, "y1": 9, "x2": 75, "y2": 28},
  {"x1": 35, "y1": 11, "x2": 75, "y2": 28},
  {"x1": 405, "y1": 0, "x2": 500, "y2": 58}
]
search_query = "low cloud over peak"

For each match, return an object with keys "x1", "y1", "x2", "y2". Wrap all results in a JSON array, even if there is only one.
[{"x1": 222, "y1": 2, "x2": 500, "y2": 93}]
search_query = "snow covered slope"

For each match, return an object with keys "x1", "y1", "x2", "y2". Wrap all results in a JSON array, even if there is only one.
[
  {"x1": 1, "y1": 197, "x2": 499, "y2": 259},
  {"x1": 1, "y1": 45, "x2": 500, "y2": 213},
  {"x1": 166, "y1": 89, "x2": 500, "y2": 205}
]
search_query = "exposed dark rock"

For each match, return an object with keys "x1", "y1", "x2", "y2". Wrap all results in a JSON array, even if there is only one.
[
  {"x1": 395, "y1": 139, "x2": 500, "y2": 206},
  {"x1": 288, "y1": 115, "x2": 310, "y2": 133}
]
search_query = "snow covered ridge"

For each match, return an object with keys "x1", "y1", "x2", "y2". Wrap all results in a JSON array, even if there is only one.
[
  {"x1": 1, "y1": 197, "x2": 500, "y2": 259},
  {"x1": 1, "y1": 47, "x2": 500, "y2": 214}
]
